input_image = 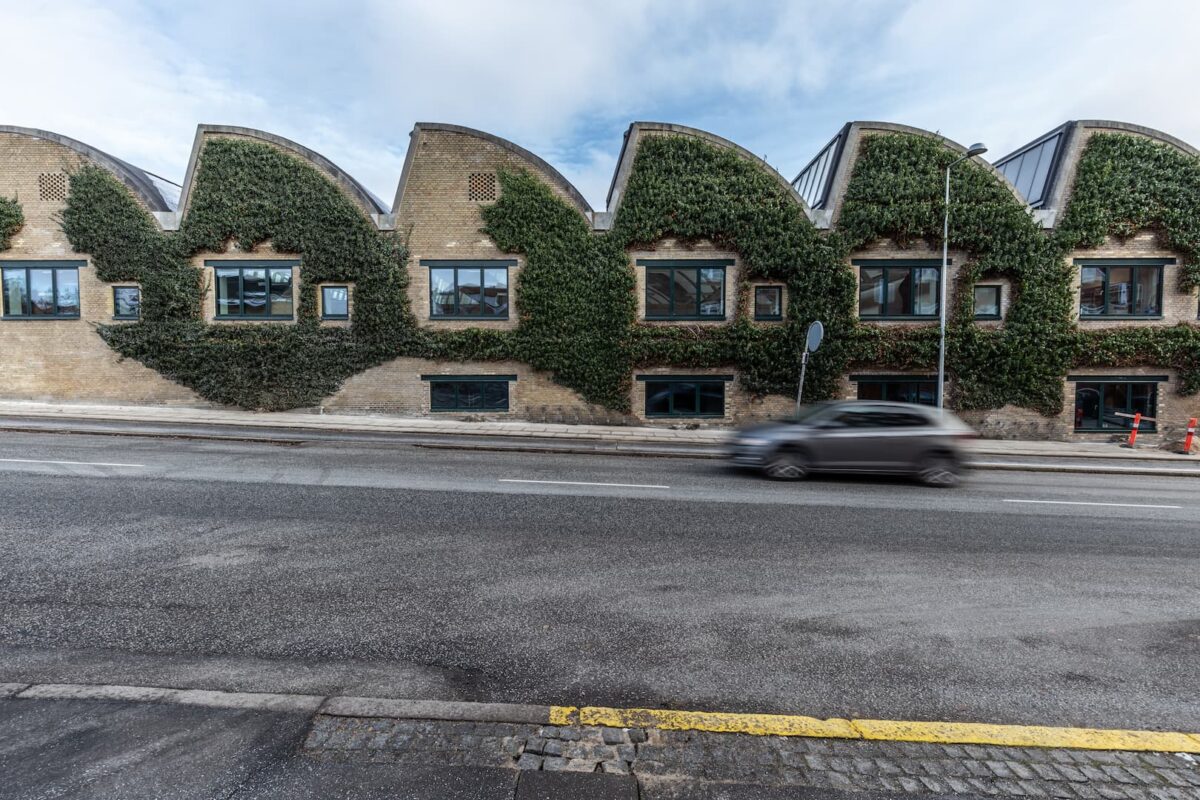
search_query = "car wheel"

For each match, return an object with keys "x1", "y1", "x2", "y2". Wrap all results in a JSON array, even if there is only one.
[
  {"x1": 918, "y1": 453, "x2": 962, "y2": 487},
  {"x1": 764, "y1": 450, "x2": 809, "y2": 481}
]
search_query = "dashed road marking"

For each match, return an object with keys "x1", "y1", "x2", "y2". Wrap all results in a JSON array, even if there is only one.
[
  {"x1": 0, "y1": 457, "x2": 145, "y2": 468},
  {"x1": 499, "y1": 478, "x2": 669, "y2": 489},
  {"x1": 1002, "y1": 498, "x2": 1182, "y2": 509}
]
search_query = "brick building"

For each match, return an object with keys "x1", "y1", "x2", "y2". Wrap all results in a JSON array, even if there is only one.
[{"x1": 1, "y1": 119, "x2": 1197, "y2": 443}]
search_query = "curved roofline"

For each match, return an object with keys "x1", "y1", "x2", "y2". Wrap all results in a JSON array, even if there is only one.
[
  {"x1": 0, "y1": 125, "x2": 172, "y2": 213},
  {"x1": 847, "y1": 121, "x2": 1025, "y2": 205},
  {"x1": 605, "y1": 122, "x2": 811, "y2": 223},
  {"x1": 177, "y1": 125, "x2": 387, "y2": 219},
  {"x1": 393, "y1": 123, "x2": 592, "y2": 215},
  {"x1": 1075, "y1": 119, "x2": 1200, "y2": 157}
]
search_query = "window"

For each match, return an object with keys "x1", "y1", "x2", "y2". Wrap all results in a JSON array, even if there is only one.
[
  {"x1": 428, "y1": 379, "x2": 510, "y2": 411},
  {"x1": 639, "y1": 260, "x2": 729, "y2": 320},
  {"x1": 855, "y1": 377, "x2": 938, "y2": 407},
  {"x1": 210, "y1": 262, "x2": 295, "y2": 319},
  {"x1": 1073, "y1": 380, "x2": 1159, "y2": 432},
  {"x1": 113, "y1": 286, "x2": 140, "y2": 319},
  {"x1": 2, "y1": 263, "x2": 81, "y2": 319},
  {"x1": 856, "y1": 262, "x2": 940, "y2": 318},
  {"x1": 643, "y1": 379, "x2": 726, "y2": 417},
  {"x1": 973, "y1": 285, "x2": 1001, "y2": 319},
  {"x1": 321, "y1": 286, "x2": 349, "y2": 320},
  {"x1": 426, "y1": 261, "x2": 511, "y2": 319},
  {"x1": 1078, "y1": 262, "x2": 1164, "y2": 317},
  {"x1": 754, "y1": 286, "x2": 784, "y2": 320}
]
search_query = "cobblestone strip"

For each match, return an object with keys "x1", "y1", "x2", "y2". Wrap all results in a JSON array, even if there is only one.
[{"x1": 305, "y1": 715, "x2": 1200, "y2": 799}]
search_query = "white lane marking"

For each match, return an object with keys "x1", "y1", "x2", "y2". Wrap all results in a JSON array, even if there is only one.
[
  {"x1": 499, "y1": 478, "x2": 669, "y2": 489},
  {"x1": 1003, "y1": 499, "x2": 1182, "y2": 510},
  {"x1": 0, "y1": 458, "x2": 145, "y2": 468}
]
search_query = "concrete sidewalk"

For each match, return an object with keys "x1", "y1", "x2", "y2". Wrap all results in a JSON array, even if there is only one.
[{"x1": 0, "y1": 399, "x2": 1195, "y2": 463}]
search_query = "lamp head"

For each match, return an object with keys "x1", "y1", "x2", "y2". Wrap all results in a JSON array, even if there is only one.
[{"x1": 966, "y1": 143, "x2": 988, "y2": 158}]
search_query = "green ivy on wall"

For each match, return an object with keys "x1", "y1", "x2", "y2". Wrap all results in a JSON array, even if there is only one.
[
  {"x1": 58, "y1": 128, "x2": 1199, "y2": 417},
  {"x1": 0, "y1": 196, "x2": 21, "y2": 250}
]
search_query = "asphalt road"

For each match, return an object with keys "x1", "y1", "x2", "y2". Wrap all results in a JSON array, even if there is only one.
[{"x1": 0, "y1": 430, "x2": 1197, "y2": 732}]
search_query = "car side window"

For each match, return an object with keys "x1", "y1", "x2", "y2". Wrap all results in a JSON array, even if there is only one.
[
  {"x1": 878, "y1": 411, "x2": 928, "y2": 428},
  {"x1": 832, "y1": 411, "x2": 877, "y2": 428}
]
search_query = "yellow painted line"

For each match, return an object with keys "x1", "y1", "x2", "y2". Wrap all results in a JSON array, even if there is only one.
[
  {"x1": 552, "y1": 705, "x2": 1200, "y2": 753},
  {"x1": 576, "y1": 706, "x2": 858, "y2": 740}
]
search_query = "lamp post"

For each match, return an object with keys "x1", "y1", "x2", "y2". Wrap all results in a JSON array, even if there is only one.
[{"x1": 938, "y1": 142, "x2": 988, "y2": 413}]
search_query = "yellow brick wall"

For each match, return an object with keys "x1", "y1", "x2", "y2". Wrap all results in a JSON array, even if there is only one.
[
  {"x1": 0, "y1": 133, "x2": 201, "y2": 406},
  {"x1": 1067, "y1": 231, "x2": 1198, "y2": 326}
]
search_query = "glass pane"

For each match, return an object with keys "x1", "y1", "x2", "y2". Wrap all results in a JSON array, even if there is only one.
[
  {"x1": 645, "y1": 382, "x2": 671, "y2": 415},
  {"x1": 913, "y1": 268, "x2": 938, "y2": 316},
  {"x1": 698, "y1": 268, "x2": 723, "y2": 316},
  {"x1": 857, "y1": 382, "x2": 884, "y2": 401},
  {"x1": 974, "y1": 285, "x2": 1000, "y2": 317},
  {"x1": 3, "y1": 269, "x2": 27, "y2": 316},
  {"x1": 755, "y1": 287, "x2": 781, "y2": 319},
  {"x1": 673, "y1": 269, "x2": 698, "y2": 317},
  {"x1": 670, "y1": 382, "x2": 698, "y2": 415},
  {"x1": 241, "y1": 269, "x2": 267, "y2": 316},
  {"x1": 1074, "y1": 383, "x2": 1101, "y2": 430},
  {"x1": 482, "y1": 268, "x2": 508, "y2": 317},
  {"x1": 457, "y1": 381, "x2": 482, "y2": 408},
  {"x1": 54, "y1": 269, "x2": 79, "y2": 315},
  {"x1": 482, "y1": 381, "x2": 509, "y2": 410},
  {"x1": 29, "y1": 269, "x2": 55, "y2": 316},
  {"x1": 890, "y1": 381, "x2": 920, "y2": 404},
  {"x1": 887, "y1": 268, "x2": 912, "y2": 316},
  {"x1": 430, "y1": 382, "x2": 456, "y2": 410},
  {"x1": 917, "y1": 382, "x2": 938, "y2": 406},
  {"x1": 457, "y1": 269, "x2": 482, "y2": 315},
  {"x1": 269, "y1": 269, "x2": 292, "y2": 317},
  {"x1": 858, "y1": 268, "x2": 883, "y2": 316},
  {"x1": 114, "y1": 287, "x2": 140, "y2": 318},
  {"x1": 322, "y1": 286, "x2": 348, "y2": 318},
  {"x1": 1130, "y1": 383, "x2": 1157, "y2": 431},
  {"x1": 215, "y1": 268, "x2": 241, "y2": 316},
  {"x1": 1106, "y1": 267, "x2": 1132, "y2": 315},
  {"x1": 1079, "y1": 267, "x2": 1104, "y2": 315},
  {"x1": 1133, "y1": 267, "x2": 1160, "y2": 315},
  {"x1": 698, "y1": 382, "x2": 724, "y2": 415},
  {"x1": 645, "y1": 269, "x2": 672, "y2": 317},
  {"x1": 1101, "y1": 382, "x2": 1130, "y2": 429},
  {"x1": 430, "y1": 269, "x2": 456, "y2": 316}
]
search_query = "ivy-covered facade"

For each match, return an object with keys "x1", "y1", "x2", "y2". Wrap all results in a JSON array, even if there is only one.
[{"x1": 0, "y1": 119, "x2": 1197, "y2": 444}]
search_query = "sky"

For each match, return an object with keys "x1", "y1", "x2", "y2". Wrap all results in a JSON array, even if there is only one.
[{"x1": 3, "y1": 0, "x2": 1198, "y2": 210}]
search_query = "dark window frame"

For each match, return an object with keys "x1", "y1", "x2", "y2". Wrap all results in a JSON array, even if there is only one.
[
  {"x1": 754, "y1": 285, "x2": 785, "y2": 321},
  {"x1": 637, "y1": 259, "x2": 731, "y2": 321},
  {"x1": 1075, "y1": 259, "x2": 1169, "y2": 319},
  {"x1": 639, "y1": 375, "x2": 731, "y2": 418},
  {"x1": 112, "y1": 285, "x2": 141, "y2": 320},
  {"x1": 973, "y1": 284, "x2": 1002, "y2": 320},
  {"x1": 853, "y1": 259, "x2": 943, "y2": 320},
  {"x1": 422, "y1": 375, "x2": 515, "y2": 412},
  {"x1": 321, "y1": 285, "x2": 350, "y2": 320},
  {"x1": 1071, "y1": 378, "x2": 1160, "y2": 433},
  {"x1": 852, "y1": 375, "x2": 940, "y2": 408},
  {"x1": 207, "y1": 260, "x2": 297, "y2": 320},
  {"x1": 422, "y1": 259, "x2": 513, "y2": 320},
  {"x1": 1, "y1": 261, "x2": 85, "y2": 320}
]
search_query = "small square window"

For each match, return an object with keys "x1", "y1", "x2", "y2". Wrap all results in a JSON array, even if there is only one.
[
  {"x1": 754, "y1": 286, "x2": 783, "y2": 320},
  {"x1": 973, "y1": 285, "x2": 1001, "y2": 319},
  {"x1": 113, "y1": 286, "x2": 141, "y2": 319},
  {"x1": 321, "y1": 286, "x2": 349, "y2": 320}
]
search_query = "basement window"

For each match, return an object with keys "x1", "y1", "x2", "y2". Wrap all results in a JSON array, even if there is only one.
[
  {"x1": 1, "y1": 263, "x2": 82, "y2": 319},
  {"x1": 428, "y1": 378, "x2": 512, "y2": 412},
  {"x1": 854, "y1": 376, "x2": 938, "y2": 407},
  {"x1": 1073, "y1": 379, "x2": 1159, "y2": 432},
  {"x1": 643, "y1": 378, "x2": 727, "y2": 417}
]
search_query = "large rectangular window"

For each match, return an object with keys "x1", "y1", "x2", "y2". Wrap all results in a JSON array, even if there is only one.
[
  {"x1": 639, "y1": 260, "x2": 729, "y2": 320},
  {"x1": 427, "y1": 378, "x2": 511, "y2": 412},
  {"x1": 856, "y1": 261, "x2": 940, "y2": 319},
  {"x1": 1073, "y1": 379, "x2": 1159, "y2": 432},
  {"x1": 642, "y1": 378, "x2": 727, "y2": 417},
  {"x1": 1078, "y1": 261, "x2": 1164, "y2": 318},
  {"x1": 425, "y1": 260, "x2": 511, "y2": 319},
  {"x1": 210, "y1": 262, "x2": 295, "y2": 319},
  {"x1": 855, "y1": 377, "x2": 938, "y2": 407},
  {"x1": 2, "y1": 263, "x2": 81, "y2": 319}
]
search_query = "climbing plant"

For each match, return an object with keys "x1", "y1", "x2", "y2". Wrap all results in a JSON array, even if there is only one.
[{"x1": 0, "y1": 195, "x2": 21, "y2": 250}]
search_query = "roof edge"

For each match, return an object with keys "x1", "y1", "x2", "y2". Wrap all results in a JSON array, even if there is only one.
[{"x1": 1074, "y1": 120, "x2": 1200, "y2": 157}]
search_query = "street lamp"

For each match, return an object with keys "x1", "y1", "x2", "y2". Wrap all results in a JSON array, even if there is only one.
[{"x1": 938, "y1": 142, "x2": 988, "y2": 413}]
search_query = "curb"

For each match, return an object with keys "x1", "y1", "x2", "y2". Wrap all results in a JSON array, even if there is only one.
[{"x1": 6, "y1": 681, "x2": 1200, "y2": 754}]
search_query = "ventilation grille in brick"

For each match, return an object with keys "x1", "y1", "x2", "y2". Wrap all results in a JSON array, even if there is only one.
[
  {"x1": 468, "y1": 172, "x2": 497, "y2": 202},
  {"x1": 38, "y1": 173, "x2": 68, "y2": 202}
]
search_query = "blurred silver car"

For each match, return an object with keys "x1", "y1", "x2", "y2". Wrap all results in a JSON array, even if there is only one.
[{"x1": 726, "y1": 400, "x2": 976, "y2": 487}]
